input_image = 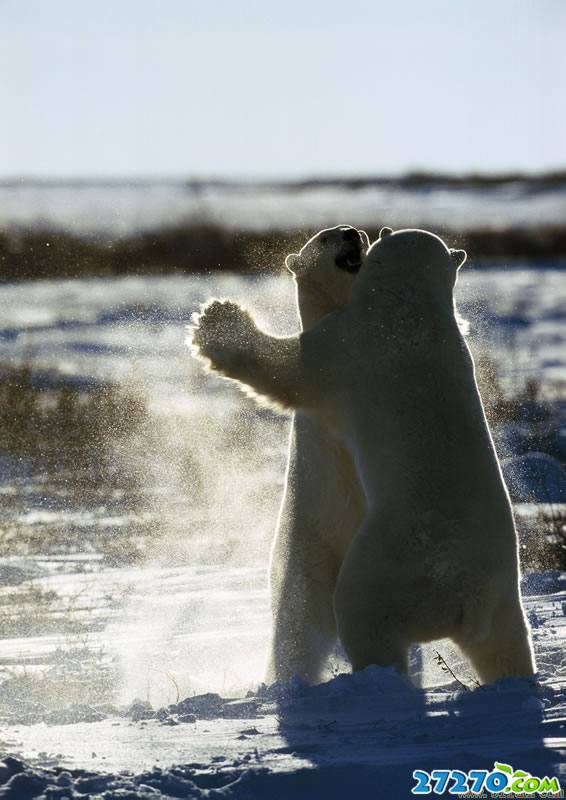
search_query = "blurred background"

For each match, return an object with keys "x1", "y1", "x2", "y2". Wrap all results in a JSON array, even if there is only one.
[{"x1": 0, "y1": 0, "x2": 565, "y2": 715}]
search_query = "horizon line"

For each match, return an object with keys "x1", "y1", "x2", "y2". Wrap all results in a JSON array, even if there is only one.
[{"x1": 1, "y1": 168, "x2": 566, "y2": 188}]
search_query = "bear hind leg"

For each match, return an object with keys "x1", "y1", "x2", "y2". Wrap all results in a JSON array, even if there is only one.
[
  {"x1": 456, "y1": 599, "x2": 536, "y2": 685},
  {"x1": 267, "y1": 573, "x2": 338, "y2": 685},
  {"x1": 340, "y1": 620, "x2": 410, "y2": 675},
  {"x1": 334, "y1": 527, "x2": 410, "y2": 676}
]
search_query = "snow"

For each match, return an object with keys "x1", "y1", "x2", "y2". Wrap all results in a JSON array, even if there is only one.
[
  {"x1": 0, "y1": 269, "x2": 565, "y2": 796},
  {"x1": 0, "y1": 265, "x2": 565, "y2": 395},
  {"x1": 1, "y1": 180, "x2": 566, "y2": 235},
  {"x1": 503, "y1": 452, "x2": 566, "y2": 503},
  {"x1": 1, "y1": 572, "x2": 565, "y2": 796}
]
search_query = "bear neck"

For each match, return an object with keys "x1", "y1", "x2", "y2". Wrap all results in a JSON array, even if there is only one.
[
  {"x1": 353, "y1": 276, "x2": 459, "y2": 339},
  {"x1": 295, "y1": 278, "x2": 344, "y2": 331}
]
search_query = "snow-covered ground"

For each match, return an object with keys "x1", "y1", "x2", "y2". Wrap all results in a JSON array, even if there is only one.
[
  {"x1": 0, "y1": 180, "x2": 565, "y2": 235},
  {"x1": 0, "y1": 268, "x2": 565, "y2": 796},
  {"x1": 1, "y1": 569, "x2": 565, "y2": 796},
  {"x1": 1, "y1": 264, "x2": 565, "y2": 392}
]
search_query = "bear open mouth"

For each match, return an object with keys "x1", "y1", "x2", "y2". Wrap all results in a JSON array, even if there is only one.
[{"x1": 335, "y1": 241, "x2": 363, "y2": 273}]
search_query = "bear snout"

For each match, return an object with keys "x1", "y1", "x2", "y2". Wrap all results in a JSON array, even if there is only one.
[{"x1": 342, "y1": 227, "x2": 361, "y2": 242}]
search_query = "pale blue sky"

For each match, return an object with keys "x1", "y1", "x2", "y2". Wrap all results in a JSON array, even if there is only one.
[{"x1": 1, "y1": 0, "x2": 565, "y2": 177}]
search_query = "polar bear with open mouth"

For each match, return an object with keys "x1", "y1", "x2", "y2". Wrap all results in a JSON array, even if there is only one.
[
  {"x1": 190, "y1": 227, "x2": 536, "y2": 685},
  {"x1": 191, "y1": 225, "x2": 369, "y2": 684}
]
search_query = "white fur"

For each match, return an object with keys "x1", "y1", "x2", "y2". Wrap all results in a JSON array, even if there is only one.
[
  {"x1": 190, "y1": 226, "x2": 368, "y2": 683},
  {"x1": 190, "y1": 227, "x2": 536, "y2": 686}
]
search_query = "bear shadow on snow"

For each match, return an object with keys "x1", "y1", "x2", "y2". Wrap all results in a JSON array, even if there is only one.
[{"x1": 264, "y1": 669, "x2": 555, "y2": 800}]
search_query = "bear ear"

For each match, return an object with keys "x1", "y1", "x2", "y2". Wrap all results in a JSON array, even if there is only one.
[
  {"x1": 379, "y1": 226, "x2": 393, "y2": 238},
  {"x1": 450, "y1": 248, "x2": 467, "y2": 270},
  {"x1": 359, "y1": 229, "x2": 370, "y2": 247},
  {"x1": 285, "y1": 253, "x2": 302, "y2": 275}
]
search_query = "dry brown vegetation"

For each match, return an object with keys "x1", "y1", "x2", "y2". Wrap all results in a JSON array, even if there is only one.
[
  {"x1": 1, "y1": 223, "x2": 565, "y2": 282},
  {"x1": 0, "y1": 363, "x2": 147, "y2": 467}
]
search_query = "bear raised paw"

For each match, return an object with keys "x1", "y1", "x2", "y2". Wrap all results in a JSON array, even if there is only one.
[{"x1": 191, "y1": 299, "x2": 261, "y2": 380}]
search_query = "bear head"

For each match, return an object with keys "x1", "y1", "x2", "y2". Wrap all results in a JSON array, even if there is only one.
[
  {"x1": 364, "y1": 227, "x2": 467, "y2": 308},
  {"x1": 285, "y1": 225, "x2": 370, "y2": 325}
]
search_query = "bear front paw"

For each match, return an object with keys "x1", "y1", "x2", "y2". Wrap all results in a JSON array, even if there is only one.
[{"x1": 188, "y1": 299, "x2": 258, "y2": 373}]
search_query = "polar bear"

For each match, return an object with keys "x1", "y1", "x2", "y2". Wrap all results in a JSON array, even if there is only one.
[
  {"x1": 191, "y1": 225, "x2": 369, "y2": 684},
  {"x1": 190, "y1": 227, "x2": 536, "y2": 685}
]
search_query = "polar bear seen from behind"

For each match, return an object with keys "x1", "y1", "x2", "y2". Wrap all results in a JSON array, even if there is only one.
[{"x1": 190, "y1": 227, "x2": 536, "y2": 685}]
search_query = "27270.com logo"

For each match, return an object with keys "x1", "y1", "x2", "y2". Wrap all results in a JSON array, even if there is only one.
[{"x1": 411, "y1": 762, "x2": 562, "y2": 796}]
